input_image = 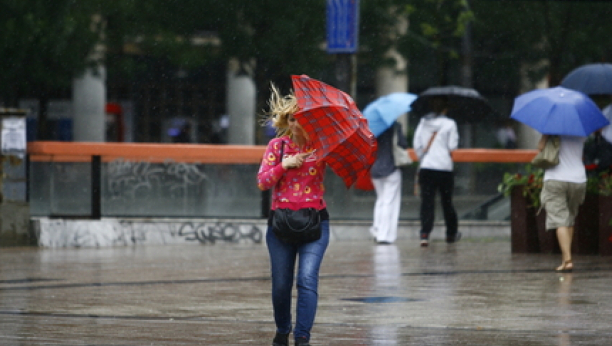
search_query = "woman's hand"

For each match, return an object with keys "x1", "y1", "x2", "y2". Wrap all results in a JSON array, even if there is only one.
[
  {"x1": 537, "y1": 135, "x2": 549, "y2": 151},
  {"x1": 282, "y1": 152, "x2": 312, "y2": 169}
]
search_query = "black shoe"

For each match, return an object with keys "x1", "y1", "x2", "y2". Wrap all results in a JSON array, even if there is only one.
[
  {"x1": 446, "y1": 232, "x2": 462, "y2": 244},
  {"x1": 273, "y1": 332, "x2": 289, "y2": 346},
  {"x1": 295, "y1": 337, "x2": 311, "y2": 346}
]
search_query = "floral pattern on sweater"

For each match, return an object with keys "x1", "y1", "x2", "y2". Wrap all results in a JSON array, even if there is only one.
[{"x1": 257, "y1": 136, "x2": 327, "y2": 211}]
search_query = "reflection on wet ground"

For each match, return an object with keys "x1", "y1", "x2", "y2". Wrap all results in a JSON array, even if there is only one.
[{"x1": 0, "y1": 239, "x2": 611, "y2": 345}]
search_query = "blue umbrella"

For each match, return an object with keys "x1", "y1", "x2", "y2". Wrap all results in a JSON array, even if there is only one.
[
  {"x1": 510, "y1": 86, "x2": 610, "y2": 136},
  {"x1": 363, "y1": 92, "x2": 417, "y2": 137},
  {"x1": 561, "y1": 63, "x2": 612, "y2": 95}
]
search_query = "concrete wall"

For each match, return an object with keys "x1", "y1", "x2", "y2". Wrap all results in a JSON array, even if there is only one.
[
  {"x1": 0, "y1": 202, "x2": 34, "y2": 246},
  {"x1": 31, "y1": 217, "x2": 510, "y2": 248}
]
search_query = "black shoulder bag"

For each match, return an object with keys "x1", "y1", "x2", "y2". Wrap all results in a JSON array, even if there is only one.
[{"x1": 271, "y1": 141, "x2": 322, "y2": 245}]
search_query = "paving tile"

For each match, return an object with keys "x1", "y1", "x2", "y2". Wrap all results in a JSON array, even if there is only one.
[{"x1": 0, "y1": 239, "x2": 611, "y2": 345}]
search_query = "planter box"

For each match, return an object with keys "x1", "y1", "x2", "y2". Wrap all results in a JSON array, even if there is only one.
[
  {"x1": 510, "y1": 186, "x2": 611, "y2": 256},
  {"x1": 572, "y1": 193, "x2": 599, "y2": 255},
  {"x1": 535, "y1": 209, "x2": 561, "y2": 254},
  {"x1": 534, "y1": 192, "x2": 600, "y2": 255},
  {"x1": 536, "y1": 193, "x2": 599, "y2": 255},
  {"x1": 510, "y1": 186, "x2": 540, "y2": 253},
  {"x1": 599, "y1": 195, "x2": 612, "y2": 256}
]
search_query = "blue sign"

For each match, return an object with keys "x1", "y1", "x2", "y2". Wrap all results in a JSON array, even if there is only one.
[{"x1": 326, "y1": 0, "x2": 360, "y2": 53}]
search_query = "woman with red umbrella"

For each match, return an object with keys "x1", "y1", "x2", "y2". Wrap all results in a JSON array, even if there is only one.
[{"x1": 257, "y1": 84, "x2": 330, "y2": 346}]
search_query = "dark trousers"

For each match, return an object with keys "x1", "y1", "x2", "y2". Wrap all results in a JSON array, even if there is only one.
[{"x1": 419, "y1": 168, "x2": 458, "y2": 238}]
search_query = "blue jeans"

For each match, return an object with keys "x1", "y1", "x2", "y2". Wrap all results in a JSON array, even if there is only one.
[{"x1": 266, "y1": 220, "x2": 330, "y2": 341}]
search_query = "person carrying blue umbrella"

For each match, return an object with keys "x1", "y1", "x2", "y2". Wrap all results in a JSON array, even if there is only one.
[
  {"x1": 561, "y1": 63, "x2": 612, "y2": 157},
  {"x1": 511, "y1": 86, "x2": 610, "y2": 272},
  {"x1": 363, "y1": 93, "x2": 416, "y2": 244}
]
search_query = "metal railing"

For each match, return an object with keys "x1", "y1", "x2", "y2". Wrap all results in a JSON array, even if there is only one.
[{"x1": 27, "y1": 141, "x2": 538, "y2": 220}]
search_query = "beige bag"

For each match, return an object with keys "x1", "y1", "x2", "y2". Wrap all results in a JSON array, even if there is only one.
[
  {"x1": 531, "y1": 136, "x2": 560, "y2": 169},
  {"x1": 393, "y1": 129, "x2": 412, "y2": 167}
]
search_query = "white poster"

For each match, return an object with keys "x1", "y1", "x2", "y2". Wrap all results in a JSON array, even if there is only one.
[{"x1": 1, "y1": 117, "x2": 26, "y2": 157}]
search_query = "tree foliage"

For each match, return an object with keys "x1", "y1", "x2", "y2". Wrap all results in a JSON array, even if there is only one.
[
  {"x1": 5, "y1": 0, "x2": 612, "y2": 137},
  {"x1": 0, "y1": 0, "x2": 102, "y2": 105},
  {"x1": 208, "y1": 0, "x2": 329, "y2": 90}
]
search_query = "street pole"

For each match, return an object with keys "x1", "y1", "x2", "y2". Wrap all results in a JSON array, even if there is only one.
[{"x1": 335, "y1": 53, "x2": 354, "y2": 97}]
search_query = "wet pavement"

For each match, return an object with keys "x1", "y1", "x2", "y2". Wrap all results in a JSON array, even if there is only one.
[{"x1": 0, "y1": 237, "x2": 611, "y2": 345}]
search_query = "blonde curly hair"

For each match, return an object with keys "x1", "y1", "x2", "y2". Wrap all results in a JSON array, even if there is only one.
[{"x1": 261, "y1": 83, "x2": 299, "y2": 138}]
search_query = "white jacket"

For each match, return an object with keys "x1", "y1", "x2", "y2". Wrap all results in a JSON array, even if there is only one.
[{"x1": 413, "y1": 113, "x2": 459, "y2": 171}]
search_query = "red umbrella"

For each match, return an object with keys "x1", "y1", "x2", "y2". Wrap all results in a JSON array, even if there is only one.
[{"x1": 291, "y1": 75, "x2": 377, "y2": 188}]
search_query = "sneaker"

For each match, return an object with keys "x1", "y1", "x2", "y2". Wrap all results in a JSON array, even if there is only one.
[
  {"x1": 420, "y1": 234, "x2": 429, "y2": 247},
  {"x1": 446, "y1": 232, "x2": 462, "y2": 244},
  {"x1": 295, "y1": 337, "x2": 311, "y2": 346},
  {"x1": 273, "y1": 332, "x2": 289, "y2": 346}
]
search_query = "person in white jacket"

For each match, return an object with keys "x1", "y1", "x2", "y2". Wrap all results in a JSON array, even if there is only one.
[{"x1": 413, "y1": 97, "x2": 460, "y2": 247}]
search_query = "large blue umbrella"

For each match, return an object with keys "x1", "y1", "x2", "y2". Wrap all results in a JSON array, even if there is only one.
[
  {"x1": 363, "y1": 92, "x2": 417, "y2": 137},
  {"x1": 510, "y1": 86, "x2": 610, "y2": 136},
  {"x1": 561, "y1": 63, "x2": 612, "y2": 95}
]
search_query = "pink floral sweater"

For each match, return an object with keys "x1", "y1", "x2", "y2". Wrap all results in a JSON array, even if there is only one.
[{"x1": 257, "y1": 136, "x2": 327, "y2": 211}]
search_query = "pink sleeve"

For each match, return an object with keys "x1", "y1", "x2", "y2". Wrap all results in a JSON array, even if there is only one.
[{"x1": 257, "y1": 139, "x2": 286, "y2": 191}]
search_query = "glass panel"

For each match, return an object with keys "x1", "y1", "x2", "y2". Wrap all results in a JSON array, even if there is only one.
[
  {"x1": 28, "y1": 161, "x2": 51, "y2": 216},
  {"x1": 200, "y1": 165, "x2": 261, "y2": 218},
  {"x1": 50, "y1": 162, "x2": 91, "y2": 216},
  {"x1": 102, "y1": 160, "x2": 261, "y2": 218},
  {"x1": 326, "y1": 162, "x2": 519, "y2": 222},
  {"x1": 323, "y1": 166, "x2": 419, "y2": 221},
  {"x1": 324, "y1": 170, "x2": 376, "y2": 220},
  {"x1": 453, "y1": 162, "x2": 516, "y2": 221},
  {"x1": 28, "y1": 158, "x2": 525, "y2": 221}
]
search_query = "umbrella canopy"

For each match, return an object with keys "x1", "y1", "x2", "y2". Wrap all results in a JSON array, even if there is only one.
[
  {"x1": 560, "y1": 63, "x2": 612, "y2": 95},
  {"x1": 410, "y1": 85, "x2": 497, "y2": 123},
  {"x1": 510, "y1": 86, "x2": 610, "y2": 136},
  {"x1": 363, "y1": 92, "x2": 417, "y2": 137},
  {"x1": 291, "y1": 75, "x2": 377, "y2": 188}
]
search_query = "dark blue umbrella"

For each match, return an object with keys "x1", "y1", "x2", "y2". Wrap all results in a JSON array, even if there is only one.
[
  {"x1": 560, "y1": 63, "x2": 612, "y2": 95},
  {"x1": 510, "y1": 86, "x2": 610, "y2": 136}
]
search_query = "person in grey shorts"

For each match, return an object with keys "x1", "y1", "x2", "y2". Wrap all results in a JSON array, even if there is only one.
[{"x1": 538, "y1": 134, "x2": 587, "y2": 272}]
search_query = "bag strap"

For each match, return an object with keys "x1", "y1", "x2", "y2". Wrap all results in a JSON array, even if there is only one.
[
  {"x1": 394, "y1": 122, "x2": 401, "y2": 145},
  {"x1": 273, "y1": 141, "x2": 285, "y2": 191},
  {"x1": 419, "y1": 132, "x2": 438, "y2": 162},
  {"x1": 425, "y1": 132, "x2": 437, "y2": 152}
]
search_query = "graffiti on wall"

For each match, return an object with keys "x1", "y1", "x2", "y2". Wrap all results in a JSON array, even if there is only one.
[
  {"x1": 37, "y1": 219, "x2": 264, "y2": 248},
  {"x1": 106, "y1": 160, "x2": 208, "y2": 201},
  {"x1": 177, "y1": 222, "x2": 263, "y2": 244}
]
